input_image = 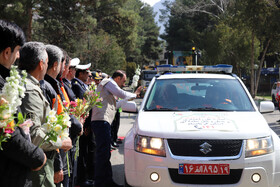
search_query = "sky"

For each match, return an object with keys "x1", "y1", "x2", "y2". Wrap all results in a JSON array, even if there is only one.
[{"x1": 141, "y1": 0, "x2": 161, "y2": 6}]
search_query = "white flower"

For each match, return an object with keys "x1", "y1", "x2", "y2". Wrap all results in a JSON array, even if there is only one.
[
  {"x1": 66, "y1": 121, "x2": 71, "y2": 127},
  {"x1": 130, "y1": 65, "x2": 141, "y2": 89},
  {"x1": 48, "y1": 115, "x2": 57, "y2": 124},
  {"x1": 48, "y1": 109, "x2": 56, "y2": 117},
  {"x1": 0, "y1": 121, "x2": 6, "y2": 128},
  {"x1": 62, "y1": 113, "x2": 70, "y2": 121},
  {"x1": 60, "y1": 129, "x2": 69, "y2": 140},
  {"x1": 54, "y1": 125, "x2": 62, "y2": 133},
  {"x1": 42, "y1": 123, "x2": 52, "y2": 132},
  {"x1": 0, "y1": 66, "x2": 27, "y2": 122}
]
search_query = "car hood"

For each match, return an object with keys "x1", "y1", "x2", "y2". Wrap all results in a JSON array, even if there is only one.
[{"x1": 136, "y1": 111, "x2": 271, "y2": 139}]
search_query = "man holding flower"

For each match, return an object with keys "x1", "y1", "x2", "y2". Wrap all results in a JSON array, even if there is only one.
[
  {"x1": 19, "y1": 42, "x2": 72, "y2": 187},
  {"x1": 0, "y1": 20, "x2": 47, "y2": 187},
  {"x1": 91, "y1": 70, "x2": 142, "y2": 187}
]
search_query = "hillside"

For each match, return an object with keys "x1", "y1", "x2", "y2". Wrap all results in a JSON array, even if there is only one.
[{"x1": 153, "y1": 0, "x2": 174, "y2": 34}]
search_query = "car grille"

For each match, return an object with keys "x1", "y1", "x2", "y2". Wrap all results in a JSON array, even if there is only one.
[
  {"x1": 167, "y1": 139, "x2": 243, "y2": 157},
  {"x1": 168, "y1": 168, "x2": 243, "y2": 184}
]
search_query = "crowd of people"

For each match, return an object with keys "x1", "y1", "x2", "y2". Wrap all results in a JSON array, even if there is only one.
[{"x1": 0, "y1": 19, "x2": 142, "y2": 187}]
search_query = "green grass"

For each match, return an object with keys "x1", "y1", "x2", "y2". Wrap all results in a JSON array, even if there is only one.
[{"x1": 256, "y1": 95, "x2": 271, "y2": 101}]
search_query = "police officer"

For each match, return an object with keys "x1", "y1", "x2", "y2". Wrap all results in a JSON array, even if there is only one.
[
  {"x1": 72, "y1": 63, "x2": 91, "y2": 99},
  {"x1": 72, "y1": 63, "x2": 95, "y2": 187},
  {"x1": 63, "y1": 57, "x2": 80, "y2": 101}
]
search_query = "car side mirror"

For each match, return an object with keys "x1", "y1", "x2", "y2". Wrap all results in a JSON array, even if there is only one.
[
  {"x1": 121, "y1": 100, "x2": 138, "y2": 114},
  {"x1": 259, "y1": 101, "x2": 275, "y2": 113}
]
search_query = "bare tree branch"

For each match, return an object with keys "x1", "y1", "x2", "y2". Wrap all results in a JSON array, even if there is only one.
[{"x1": 172, "y1": 0, "x2": 232, "y2": 19}]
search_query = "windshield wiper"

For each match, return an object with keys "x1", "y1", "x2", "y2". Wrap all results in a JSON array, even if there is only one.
[
  {"x1": 145, "y1": 107, "x2": 177, "y2": 111},
  {"x1": 188, "y1": 107, "x2": 229, "y2": 111}
]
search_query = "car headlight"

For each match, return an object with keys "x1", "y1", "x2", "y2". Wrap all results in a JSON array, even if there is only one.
[
  {"x1": 245, "y1": 136, "x2": 274, "y2": 157},
  {"x1": 134, "y1": 135, "x2": 166, "y2": 157}
]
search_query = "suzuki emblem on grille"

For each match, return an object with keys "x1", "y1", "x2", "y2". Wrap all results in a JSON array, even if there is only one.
[{"x1": 200, "y1": 142, "x2": 212, "y2": 154}]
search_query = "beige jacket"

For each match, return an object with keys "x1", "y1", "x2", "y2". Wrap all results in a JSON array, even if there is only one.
[
  {"x1": 20, "y1": 74, "x2": 62, "y2": 151},
  {"x1": 91, "y1": 79, "x2": 116, "y2": 124}
]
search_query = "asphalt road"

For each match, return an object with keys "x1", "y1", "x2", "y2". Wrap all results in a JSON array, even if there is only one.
[{"x1": 110, "y1": 100, "x2": 280, "y2": 186}]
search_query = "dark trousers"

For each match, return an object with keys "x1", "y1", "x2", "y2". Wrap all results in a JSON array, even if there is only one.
[
  {"x1": 91, "y1": 121, "x2": 113, "y2": 187},
  {"x1": 69, "y1": 145, "x2": 78, "y2": 187},
  {"x1": 111, "y1": 111, "x2": 120, "y2": 143},
  {"x1": 76, "y1": 132, "x2": 96, "y2": 184}
]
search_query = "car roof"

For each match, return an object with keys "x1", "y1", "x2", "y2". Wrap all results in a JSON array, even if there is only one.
[{"x1": 156, "y1": 73, "x2": 236, "y2": 80}]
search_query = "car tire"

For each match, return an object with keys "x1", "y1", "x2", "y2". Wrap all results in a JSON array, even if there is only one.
[{"x1": 124, "y1": 176, "x2": 133, "y2": 187}]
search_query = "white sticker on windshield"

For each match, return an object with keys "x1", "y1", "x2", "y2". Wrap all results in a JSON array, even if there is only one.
[{"x1": 174, "y1": 113, "x2": 237, "y2": 131}]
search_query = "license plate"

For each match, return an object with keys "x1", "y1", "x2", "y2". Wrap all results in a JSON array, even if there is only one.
[{"x1": 179, "y1": 163, "x2": 230, "y2": 175}]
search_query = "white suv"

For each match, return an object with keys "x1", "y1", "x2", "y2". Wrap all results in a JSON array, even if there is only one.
[{"x1": 124, "y1": 65, "x2": 280, "y2": 187}]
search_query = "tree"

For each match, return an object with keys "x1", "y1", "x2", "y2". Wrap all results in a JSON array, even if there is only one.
[
  {"x1": 0, "y1": 0, "x2": 162, "y2": 75},
  {"x1": 236, "y1": 0, "x2": 280, "y2": 97},
  {"x1": 160, "y1": 0, "x2": 221, "y2": 60},
  {"x1": 124, "y1": 0, "x2": 163, "y2": 67},
  {"x1": 0, "y1": 0, "x2": 38, "y2": 41},
  {"x1": 138, "y1": 4, "x2": 163, "y2": 66},
  {"x1": 169, "y1": 0, "x2": 232, "y2": 19}
]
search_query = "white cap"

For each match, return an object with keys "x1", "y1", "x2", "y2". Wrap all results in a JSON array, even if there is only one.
[
  {"x1": 70, "y1": 58, "x2": 80, "y2": 67},
  {"x1": 76, "y1": 63, "x2": 91, "y2": 71}
]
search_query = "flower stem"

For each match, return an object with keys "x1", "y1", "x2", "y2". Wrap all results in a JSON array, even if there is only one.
[
  {"x1": 38, "y1": 134, "x2": 48, "y2": 148},
  {"x1": 66, "y1": 152, "x2": 70, "y2": 177},
  {"x1": 74, "y1": 136, "x2": 80, "y2": 161}
]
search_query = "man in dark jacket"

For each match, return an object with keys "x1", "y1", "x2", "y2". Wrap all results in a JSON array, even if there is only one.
[
  {"x1": 0, "y1": 19, "x2": 46, "y2": 187},
  {"x1": 71, "y1": 63, "x2": 91, "y2": 99},
  {"x1": 61, "y1": 54, "x2": 84, "y2": 187},
  {"x1": 72, "y1": 63, "x2": 96, "y2": 187},
  {"x1": 58, "y1": 50, "x2": 83, "y2": 187},
  {"x1": 43, "y1": 45, "x2": 82, "y2": 187},
  {"x1": 62, "y1": 57, "x2": 79, "y2": 102}
]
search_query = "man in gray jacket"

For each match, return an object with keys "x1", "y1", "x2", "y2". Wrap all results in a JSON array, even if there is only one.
[{"x1": 19, "y1": 42, "x2": 72, "y2": 187}]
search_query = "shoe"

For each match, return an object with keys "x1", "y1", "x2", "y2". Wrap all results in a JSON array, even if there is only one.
[
  {"x1": 111, "y1": 141, "x2": 119, "y2": 147},
  {"x1": 277, "y1": 119, "x2": 280, "y2": 123},
  {"x1": 111, "y1": 145, "x2": 117, "y2": 150},
  {"x1": 116, "y1": 138, "x2": 123, "y2": 144},
  {"x1": 80, "y1": 180, "x2": 94, "y2": 187}
]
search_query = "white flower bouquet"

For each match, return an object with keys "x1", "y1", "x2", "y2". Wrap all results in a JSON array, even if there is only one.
[
  {"x1": 0, "y1": 65, "x2": 27, "y2": 150},
  {"x1": 40, "y1": 109, "x2": 71, "y2": 147},
  {"x1": 130, "y1": 65, "x2": 141, "y2": 91}
]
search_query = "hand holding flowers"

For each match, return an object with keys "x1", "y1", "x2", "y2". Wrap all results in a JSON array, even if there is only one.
[
  {"x1": 63, "y1": 82, "x2": 103, "y2": 123},
  {"x1": 39, "y1": 109, "x2": 71, "y2": 148},
  {"x1": 0, "y1": 65, "x2": 27, "y2": 150},
  {"x1": 63, "y1": 82, "x2": 103, "y2": 160}
]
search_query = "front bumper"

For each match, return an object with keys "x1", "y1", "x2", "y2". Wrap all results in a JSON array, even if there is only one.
[{"x1": 124, "y1": 141, "x2": 280, "y2": 187}]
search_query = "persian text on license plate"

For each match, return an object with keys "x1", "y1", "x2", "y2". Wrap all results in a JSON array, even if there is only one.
[{"x1": 178, "y1": 163, "x2": 230, "y2": 175}]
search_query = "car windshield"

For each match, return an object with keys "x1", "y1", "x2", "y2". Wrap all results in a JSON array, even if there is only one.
[{"x1": 144, "y1": 78, "x2": 255, "y2": 111}]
